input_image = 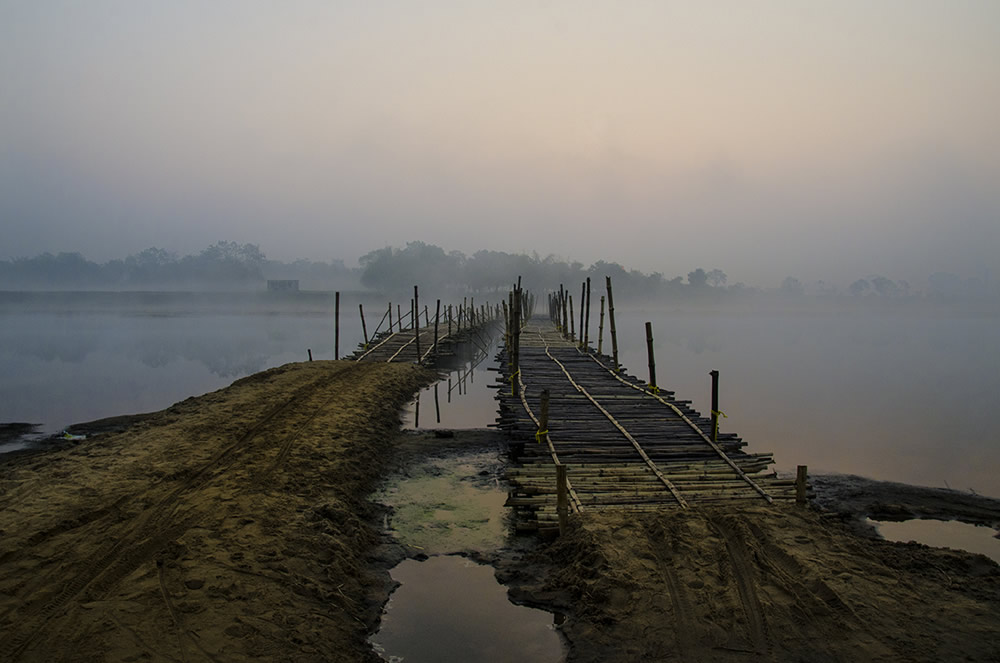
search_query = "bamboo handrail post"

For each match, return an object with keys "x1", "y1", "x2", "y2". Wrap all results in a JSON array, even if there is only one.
[
  {"x1": 359, "y1": 303, "x2": 369, "y2": 348},
  {"x1": 598, "y1": 295, "x2": 605, "y2": 354},
  {"x1": 710, "y1": 369, "x2": 720, "y2": 443},
  {"x1": 606, "y1": 276, "x2": 619, "y2": 371},
  {"x1": 584, "y1": 277, "x2": 591, "y2": 350},
  {"x1": 645, "y1": 321, "x2": 657, "y2": 392},
  {"x1": 334, "y1": 291, "x2": 340, "y2": 360},
  {"x1": 569, "y1": 295, "x2": 575, "y2": 341},
  {"x1": 433, "y1": 299, "x2": 441, "y2": 356}
]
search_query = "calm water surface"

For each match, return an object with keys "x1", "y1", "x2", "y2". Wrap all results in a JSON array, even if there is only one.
[{"x1": 2, "y1": 292, "x2": 997, "y2": 498}]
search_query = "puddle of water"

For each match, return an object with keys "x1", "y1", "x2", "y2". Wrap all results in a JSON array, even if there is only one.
[
  {"x1": 868, "y1": 518, "x2": 1000, "y2": 564},
  {"x1": 372, "y1": 555, "x2": 564, "y2": 663},
  {"x1": 378, "y1": 450, "x2": 508, "y2": 555},
  {"x1": 403, "y1": 338, "x2": 499, "y2": 430}
]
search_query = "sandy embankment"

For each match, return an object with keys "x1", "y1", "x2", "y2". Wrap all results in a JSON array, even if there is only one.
[
  {"x1": 2, "y1": 360, "x2": 1000, "y2": 663},
  {"x1": 0, "y1": 361, "x2": 435, "y2": 662}
]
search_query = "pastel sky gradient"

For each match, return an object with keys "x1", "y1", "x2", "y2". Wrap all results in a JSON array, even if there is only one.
[{"x1": 2, "y1": 1, "x2": 998, "y2": 286}]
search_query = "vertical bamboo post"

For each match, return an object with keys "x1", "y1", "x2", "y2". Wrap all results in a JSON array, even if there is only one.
[
  {"x1": 448, "y1": 304, "x2": 453, "y2": 336},
  {"x1": 561, "y1": 286, "x2": 569, "y2": 339},
  {"x1": 578, "y1": 282, "x2": 585, "y2": 349},
  {"x1": 424, "y1": 305, "x2": 429, "y2": 327},
  {"x1": 796, "y1": 465, "x2": 808, "y2": 505},
  {"x1": 598, "y1": 295, "x2": 605, "y2": 354},
  {"x1": 433, "y1": 299, "x2": 441, "y2": 356},
  {"x1": 307, "y1": 348, "x2": 312, "y2": 361},
  {"x1": 434, "y1": 382, "x2": 441, "y2": 424},
  {"x1": 413, "y1": 286, "x2": 421, "y2": 363},
  {"x1": 334, "y1": 291, "x2": 340, "y2": 360},
  {"x1": 359, "y1": 304, "x2": 369, "y2": 348},
  {"x1": 397, "y1": 304, "x2": 402, "y2": 332},
  {"x1": 568, "y1": 295, "x2": 575, "y2": 341},
  {"x1": 645, "y1": 322, "x2": 657, "y2": 392},
  {"x1": 556, "y1": 464, "x2": 568, "y2": 536},
  {"x1": 710, "y1": 369, "x2": 720, "y2": 443},
  {"x1": 606, "y1": 277, "x2": 619, "y2": 372},
  {"x1": 388, "y1": 302, "x2": 393, "y2": 333},
  {"x1": 539, "y1": 389, "x2": 550, "y2": 444},
  {"x1": 583, "y1": 277, "x2": 591, "y2": 350}
]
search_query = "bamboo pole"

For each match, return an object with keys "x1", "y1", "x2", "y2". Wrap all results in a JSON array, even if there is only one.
[
  {"x1": 796, "y1": 465, "x2": 808, "y2": 504},
  {"x1": 433, "y1": 299, "x2": 441, "y2": 356},
  {"x1": 645, "y1": 321, "x2": 657, "y2": 392},
  {"x1": 579, "y1": 281, "x2": 585, "y2": 348},
  {"x1": 414, "y1": 287, "x2": 423, "y2": 362},
  {"x1": 569, "y1": 295, "x2": 575, "y2": 341},
  {"x1": 584, "y1": 277, "x2": 591, "y2": 350},
  {"x1": 307, "y1": 348, "x2": 312, "y2": 361},
  {"x1": 359, "y1": 304, "x2": 369, "y2": 348},
  {"x1": 606, "y1": 276, "x2": 619, "y2": 371},
  {"x1": 388, "y1": 302, "x2": 393, "y2": 333},
  {"x1": 334, "y1": 291, "x2": 340, "y2": 360},
  {"x1": 556, "y1": 464, "x2": 568, "y2": 536},
  {"x1": 710, "y1": 369, "x2": 720, "y2": 443},
  {"x1": 598, "y1": 295, "x2": 605, "y2": 354}
]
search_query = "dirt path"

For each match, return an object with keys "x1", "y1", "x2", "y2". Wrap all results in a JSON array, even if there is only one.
[
  {"x1": 501, "y1": 503, "x2": 1000, "y2": 662},
  {"x1": 0, "y1": 360, "x2": 434, "y2": 662}
]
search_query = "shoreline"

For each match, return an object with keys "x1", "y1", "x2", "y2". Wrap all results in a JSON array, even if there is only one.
[{"x1": 2, "y1": 365, "x2": 999, "y2": 661}]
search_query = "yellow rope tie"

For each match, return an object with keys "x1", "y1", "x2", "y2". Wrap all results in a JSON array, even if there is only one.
[
  {"x1": 535, "y1": 429, "x2": 549, "y2": 444},
  {"x1": 712, "y1": 409, "x2": 728, "y2": 436},
  {"x1": 649, "y1": 385, "x2": 660, "y2": 395},
  {"x1": 509, "y1": 369, "x2": 520, "y2": 395}
]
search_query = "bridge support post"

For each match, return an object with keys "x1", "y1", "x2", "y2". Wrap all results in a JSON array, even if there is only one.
[
  {"x1": 796, "y1": 465, "x2": 808, "y2": 504},
  {"x1": 645, "y1": 322, "x2": 657, "y2": 392},
  {"x1": 334, "y1": 291, "x2": 340, "y2": 360},
  {"x1": 598, "y1": 295, "x2": 605, "y2": 355},
  {"x1": 413, "y1": 285, "x2": 421, "y2": 364},
  {"x1": 584, "y1": 277, "x2": 591, "y2": 351},
  {"x1": 710, "y1": 369, "x2": 720, "y2": 443},
  {"x1": 433, "y1": 299, "x2": 441, "y2": 357},
  {"x1": 606, "y1": 277, "x2": 619, "y2": 371},
  {"x1": 359, "y1": 304, "x2": 369, "y2": 349},
  {"x1": 556, "y1": 463, "x2": 568, "y2": 537}
]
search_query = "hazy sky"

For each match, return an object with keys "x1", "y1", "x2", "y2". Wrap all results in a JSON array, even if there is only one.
[{"x1": 2, "y1": 1, "x2": 998, "y2": 286}]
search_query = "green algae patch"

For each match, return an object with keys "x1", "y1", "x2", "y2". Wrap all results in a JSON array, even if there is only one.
[{"x1": 378, "y1": 449, "x2": 508, "y2": 555}]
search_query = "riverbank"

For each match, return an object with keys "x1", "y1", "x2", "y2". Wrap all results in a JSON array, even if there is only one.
[
  {"x1": 0, "y1": 361, "x2": 436, "y2": 662},
  {"x1": 2, "y1": 362, "x2": 999, "y2": 661}
]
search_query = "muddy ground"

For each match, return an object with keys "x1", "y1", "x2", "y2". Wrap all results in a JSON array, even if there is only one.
[{"x1": 2, "y1": 362, "x2": 999, "y2": 662}]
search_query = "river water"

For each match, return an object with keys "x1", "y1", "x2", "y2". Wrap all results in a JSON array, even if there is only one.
[{"x1": 1, "y1": 291, "x2": 997, "y2": 498}]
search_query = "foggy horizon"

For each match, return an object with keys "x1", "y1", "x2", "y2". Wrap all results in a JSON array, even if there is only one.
[{"x1": 2, "y1": 2, "x2": 998, "y2": 288}]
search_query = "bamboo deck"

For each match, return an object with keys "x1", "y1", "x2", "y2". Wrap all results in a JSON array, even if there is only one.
[{"x1": 496, "y1": 319, "x2": 803, "y2": 534}]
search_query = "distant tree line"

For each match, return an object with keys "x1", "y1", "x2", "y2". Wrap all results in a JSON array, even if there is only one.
[
  {"x1": 1, "y1": 240, "x2": 992, "y2": 300},
  {"x1": 0, "y1": 241, "x2": 356, "y2": 291}
]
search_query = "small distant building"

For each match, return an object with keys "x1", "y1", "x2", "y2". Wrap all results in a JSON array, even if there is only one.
[{"x1": 267, "y1": 279, "x2": 300, "y2": 292}]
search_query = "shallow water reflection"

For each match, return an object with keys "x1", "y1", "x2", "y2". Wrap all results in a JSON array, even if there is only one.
[
  {"x1": 868, "y1": 518, "x2": 1000, "y2": 564},
  {"x1": 372, "y1": 555, "x2": 564, "y2": 663}
]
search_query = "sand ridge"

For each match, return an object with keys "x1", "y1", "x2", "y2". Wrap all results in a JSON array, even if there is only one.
[{"x1": 0, "y1": 360, "x2": 435, "y2": 662}]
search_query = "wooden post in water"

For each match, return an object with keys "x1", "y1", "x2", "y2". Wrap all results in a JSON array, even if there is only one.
[
  {"x1": 583, "y1": 277, "x2": 591, "y2": 350},
  {"x1": 433, "y1": 299, "x2": 441, "y2": 356},
  {"x1": 710, "y1": 369, "x2": 720, "y2": 443},
  {"x1": 359, "y1": 304, "x2": 369, "y2": 349},
  {"x1": 413, "y1": 286, "x2": 421, "y2": 363},
  {"x1": 645, "y1": 322, "x2": 657, "y2": 392},
  {"x1": 598, "y1": 295, "x2": 605, "y2": 355},
  {"x1": 796, "y1": 465, "x2": 808, "y2": 505},
  {"x1": 448, "y1": 304, "x2": 453, "y2": 336},
  {"x1": 606, "y1": 277, "x2": 619, "y2": 371},
  {"x1": 334, "y1": 291, "x2": 340, "y2": 360},
  {"x1": 556, "y1": 464, "x2": 568, "y2": 537}
]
